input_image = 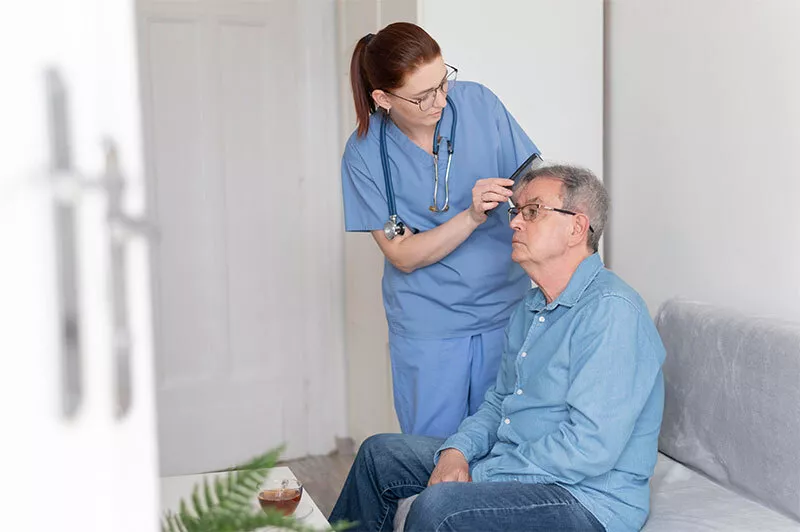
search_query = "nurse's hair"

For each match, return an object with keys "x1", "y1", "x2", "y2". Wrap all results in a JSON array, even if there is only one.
[
  {"x1": 516, "y1": 164, "x2": 609, "y2": 253},
  {"x1": 350, "y1": 22, "x2": 441, "y2": 137}
]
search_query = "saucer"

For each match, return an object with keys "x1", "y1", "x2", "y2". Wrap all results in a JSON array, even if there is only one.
[{"x1": 293, "y1": 499, "x2": 313, "y2": 520}]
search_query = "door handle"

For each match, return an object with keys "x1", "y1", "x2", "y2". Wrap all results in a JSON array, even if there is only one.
[
  {"x1": 47, "y1": 66, "x2": 156, "y2": 421},
  {"x1": 46, "y1": 67, "x2": 82, "y2": 420},
  {"x1": 103, "y1": 140, "x2": 157, "y2": 420}
]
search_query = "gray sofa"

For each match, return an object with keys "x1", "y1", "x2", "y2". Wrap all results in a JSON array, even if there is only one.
[
  {"x1": 645, "y1": 299, "x2": 799, "y2": 530},
  {"x1": 395, "y1": 299, "x2": 800, "y2": 530}
]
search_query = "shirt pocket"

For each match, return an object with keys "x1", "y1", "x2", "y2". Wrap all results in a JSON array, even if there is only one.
[{"x1": 521, "y1": 347, "x2": 571, "y2": 405}]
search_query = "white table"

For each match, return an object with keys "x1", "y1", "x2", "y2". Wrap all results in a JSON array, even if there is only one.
[{"x1": 160, "y1": 466, "x2": 331, "y2": 530}]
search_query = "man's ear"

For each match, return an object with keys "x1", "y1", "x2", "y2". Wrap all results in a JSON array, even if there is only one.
[
  {"x1": 372, "y1": 89, "x2": 391, "y2": 112},
  {"x1": 569, "y1": 213, "x2": 592, "y2": 248}
]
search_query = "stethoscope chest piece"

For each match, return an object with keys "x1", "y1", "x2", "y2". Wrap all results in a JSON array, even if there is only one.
[{"x1": 383, "y1": 214, "x2": 406, "y2": 241}]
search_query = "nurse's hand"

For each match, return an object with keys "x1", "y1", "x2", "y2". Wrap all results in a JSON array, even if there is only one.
[
  {"x1": 468, "y1": 178, "x2": 514, "y2": 224},
  {"x1": 428, "y1": 448, "x2": 472, "y2": 486}
]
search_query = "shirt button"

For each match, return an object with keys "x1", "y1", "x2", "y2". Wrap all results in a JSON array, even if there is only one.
[
  {"x1": 516, "y1": 389, "x2": 523, "y2": 395},
  {"x1": 504, "y1": 418, "x2": 511, "y2": 424},
  {"x1": 520, "y1": 352, "x2": 527, "y2": 358},
  {"x1": 538, "y1": 316, "x2": 545, "y2": 322}
]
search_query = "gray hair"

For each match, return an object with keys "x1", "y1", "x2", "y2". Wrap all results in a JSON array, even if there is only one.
[{"x1": 515, "y1": 163, "x2": 609, "y2": 252}]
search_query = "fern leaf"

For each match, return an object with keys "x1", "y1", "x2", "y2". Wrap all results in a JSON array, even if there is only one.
[
  {"x1": 160, "y1": 513, "x2": 174, "y2": 532},
  {"x1": 191, "y1": 485, "x2": 206, "y2": 518},
  {"x1": 214, "y1": 475, "x2": 226, "y2": 504},
  {"x1": 161, "y1": 511, "x2": 187, "y2": 532},
  {"x1": 160, "y1": 445, "x2": 353, "y2": 532},
  {"x1": 173, "y1": 514, "x2": 189, "y2": 532},
  {"x1": 203, "y1": 477, "x2": 216, "y2": 512},
  {"x1": 178, "y1": 499, "x2": 197, "y2": 530}
]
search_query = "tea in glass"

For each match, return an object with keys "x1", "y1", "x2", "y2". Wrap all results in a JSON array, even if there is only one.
[{"x1": 257, "y1": 478, "x2": 303, "y2": 516}]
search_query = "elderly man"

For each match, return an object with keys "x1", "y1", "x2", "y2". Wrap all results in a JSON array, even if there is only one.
[{"x1": 330, "y1": 165, "x2": 665, "y2": 532}]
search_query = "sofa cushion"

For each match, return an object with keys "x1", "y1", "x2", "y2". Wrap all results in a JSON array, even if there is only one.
[
  {"x1": 394, "y1": 494, "x2": 417, "y2": 531},
  {"x1": 644, "y1": 453, "x2": 799, "y2": 531},
  {"x1": 655, "y1": 299, "x2": 800, "y2": 522},
  {"x1": 394, "y1": 454, "x2": 800, "y2": 532}
]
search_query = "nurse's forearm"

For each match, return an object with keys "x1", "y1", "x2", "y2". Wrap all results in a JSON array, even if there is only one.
[{"x1": 371, "y1": 209, "x2": 481, "y2": 273}]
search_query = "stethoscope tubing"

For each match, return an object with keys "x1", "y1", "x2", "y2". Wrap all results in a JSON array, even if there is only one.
[{"x1": 381, "y1": 95, "x2": 457, "y2": 219}]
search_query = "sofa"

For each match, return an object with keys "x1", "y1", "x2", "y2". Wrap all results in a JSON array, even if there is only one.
[{"x1": 395, "y1": 299, "x2": 800, "y2": 530}]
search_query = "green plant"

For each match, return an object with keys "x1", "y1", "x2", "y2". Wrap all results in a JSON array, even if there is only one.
[{"x1": 161, "y1": 446, "x2": 353, "y2": 532}]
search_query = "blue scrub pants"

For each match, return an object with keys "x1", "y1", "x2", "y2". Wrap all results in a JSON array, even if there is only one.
[{"x1": 388, "y1": 326, "x2": 506, "y2": 438}]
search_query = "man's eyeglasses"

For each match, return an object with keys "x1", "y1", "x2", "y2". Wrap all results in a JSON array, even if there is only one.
[
  {"x1": 385, "y1": 64, "x2": 458, "y2": 112},
  {"x1": 508, "y1": 203, "x2": 595, "y2": 233}
]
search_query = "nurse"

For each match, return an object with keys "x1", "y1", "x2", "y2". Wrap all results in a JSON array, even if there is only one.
[{"x1": 343, "y1": 22, "x2": 539, "y2": 438}]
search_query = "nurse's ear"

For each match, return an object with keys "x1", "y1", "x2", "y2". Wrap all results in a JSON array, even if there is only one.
[{"x1": 371, "y1": 89, "x2": 392, "y2": 113}]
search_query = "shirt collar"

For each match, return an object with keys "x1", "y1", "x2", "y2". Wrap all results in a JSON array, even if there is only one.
[{"x1": 525, "y1": 253, "x2": 605, "y2": 312}]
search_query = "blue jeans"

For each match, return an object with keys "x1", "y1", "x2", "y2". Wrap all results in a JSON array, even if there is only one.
[{"x1": 329, "y1": 434, "x2": 606, "y2": 532}]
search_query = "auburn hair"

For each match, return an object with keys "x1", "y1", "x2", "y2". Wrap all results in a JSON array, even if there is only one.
[{"x1": 349, "y1": 22, "x2": 441, "y2": 137}]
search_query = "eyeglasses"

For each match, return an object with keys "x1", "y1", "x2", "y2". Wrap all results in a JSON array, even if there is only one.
[
  {"x1": 508, "y1": 203, "x2": 595, "y2": 233},
  {"x1": 385, "y1": 64, "x2": 458, "y2": 112}
]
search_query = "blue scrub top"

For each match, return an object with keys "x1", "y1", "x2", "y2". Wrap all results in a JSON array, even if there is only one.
[{"x1": 342, "y1": 81, "x2": 539, "y2": 339}]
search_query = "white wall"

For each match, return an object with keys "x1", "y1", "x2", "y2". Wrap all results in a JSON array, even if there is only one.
[
  {"x1": 337, "y1": 0, "x2": 420, "y2": 445},
  {"x1": 606, "y1": 0, "x2": 800, "y2": 322},
  {"x1": 419, "y1": 0, "x2": 604, "y2": 174},
  {"x1": 338, "y1": 0, "x2": 604, "y2": 443}
]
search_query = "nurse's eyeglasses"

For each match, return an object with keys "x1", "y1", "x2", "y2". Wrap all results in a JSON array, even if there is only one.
[
  {"x1": 508, "y1": 203, "x2": 595, "y2": 233},
  {"x1": 384, "y1": 64, "x2": 458, "y2": 112}
]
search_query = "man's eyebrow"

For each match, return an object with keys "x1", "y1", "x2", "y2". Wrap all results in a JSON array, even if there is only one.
[{"x1": 515, "y1": 196, "x2": 542, "y2": 205}]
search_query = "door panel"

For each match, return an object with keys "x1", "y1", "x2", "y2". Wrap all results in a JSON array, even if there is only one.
[{"x1": 139, "y1": 0, "x2": 347, "y2": 476}]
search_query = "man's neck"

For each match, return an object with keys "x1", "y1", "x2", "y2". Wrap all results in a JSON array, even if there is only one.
[{"x1": 527, "y1": 250, "x2": 593, "y2": 304}]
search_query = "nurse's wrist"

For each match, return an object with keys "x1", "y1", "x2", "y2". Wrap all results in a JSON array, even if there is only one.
[{"x1": 464, "y1": 207, "x2": 487, "y2": 227}]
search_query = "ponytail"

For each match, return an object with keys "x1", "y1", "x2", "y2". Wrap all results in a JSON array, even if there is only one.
[
  {"x1": 350, "y1": 34, "x2": 376, "y2": 137},
  {"x1": 349, "y1": 24, "x2": 441, "y2": 138}
]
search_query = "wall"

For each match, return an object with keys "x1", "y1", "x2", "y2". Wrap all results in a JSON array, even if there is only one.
[
  {"x1": 338, "y1": 0, "x2": 604, "y2": 443},
  {"x1": 606, "y1": 0, "x2": 800, "y2": 322},
  {"x1": 419, "y1": 0, "x2": 604, "y2": 173},
  {"x1": 337, "y1": 0, "x2": 418, "y2": 444}
]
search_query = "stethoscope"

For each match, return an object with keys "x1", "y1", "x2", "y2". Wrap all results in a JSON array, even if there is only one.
[{"x1": 381, "y1": 95, "x2": 458, "y2": 240}]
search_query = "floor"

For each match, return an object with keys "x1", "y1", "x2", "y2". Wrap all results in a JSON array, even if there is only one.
[{"x1": 281, "y1": 445, "x2": 356, "y2": 517}]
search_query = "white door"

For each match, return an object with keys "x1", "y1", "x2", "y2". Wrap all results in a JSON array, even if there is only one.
[
  {"x1": 137, "y1": 0, "x2": 347, "y2": 476},
  {"x1": 0, "y1": 1, "x2": 159, "y2": 531}
]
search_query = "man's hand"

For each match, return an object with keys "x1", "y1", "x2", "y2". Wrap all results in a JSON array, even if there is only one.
[{"x1": 428, "y1": 448, "x2": 471, "y2": 486}]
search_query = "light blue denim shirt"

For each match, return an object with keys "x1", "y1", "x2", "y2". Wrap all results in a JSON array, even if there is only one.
[{"x1": 437, "y1": 253, "x2": 665, "y2": 532}]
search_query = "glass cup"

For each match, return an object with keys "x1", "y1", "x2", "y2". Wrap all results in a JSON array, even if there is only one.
[{"x1": 257, "y1": 478, "x2": 304, "y2": 516}]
